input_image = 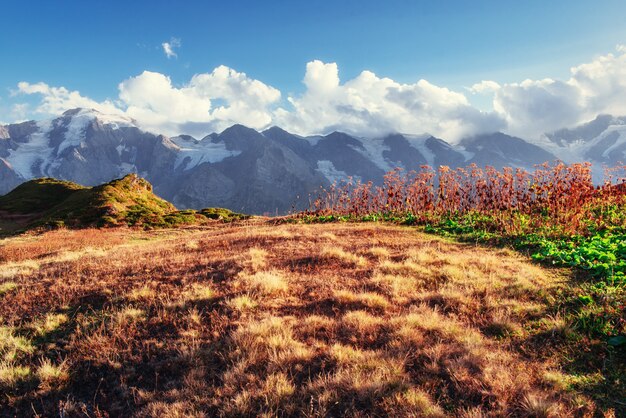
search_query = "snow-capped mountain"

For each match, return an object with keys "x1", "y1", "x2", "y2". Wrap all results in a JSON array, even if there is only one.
[
  {"x1": 539, "y1": 115, "x2": 626, "y2": 177},
  {"x1": 4, "y1": 107, "x2": 620, "y2": 214}
]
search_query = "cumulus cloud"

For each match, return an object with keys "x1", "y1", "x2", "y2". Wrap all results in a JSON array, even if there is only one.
[
  {"x1": 117, "y1": 67, "x2": 281, "y2": 136},
  {"x1": 15, "y1": 66, "x2": 281, "y2": 137},
  {"x1": 162, "y1": 37, "x2": 181, "y2": 59},
  {"x1": 274, "y1": 60, "x2": 505, "y2": 140},
  {"x1": 470, "y1": 80, "x2": 501, "y2": 94},
  {"x1": 15, "y1": 82, "x2": 123, "y2": 116},
  {"x1": 10, "y1": 103, "x2": 30, "y2": 121},
  {"x1": 479, "y1": 45, "x2": 626, "y2": 138},
  {"x1": 10, "y1": 45, "x2": 626, "y2": 141}
]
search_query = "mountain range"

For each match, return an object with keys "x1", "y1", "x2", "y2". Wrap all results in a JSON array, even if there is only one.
[{"x1": 1, "y1": 108, "x2": 625, "y2": 214}]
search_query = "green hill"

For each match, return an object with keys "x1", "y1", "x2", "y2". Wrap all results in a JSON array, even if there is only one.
[{"x1": 0, "y1": 174, "x2": 247, "y2": 234}]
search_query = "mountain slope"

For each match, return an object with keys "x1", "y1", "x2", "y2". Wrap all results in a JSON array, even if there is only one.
[
  {"x1": 10, "y1": 108, "x2": 616, "y2": 214},
  {"x1": 0, "y1": 174, "x2": 248, "y2": 235},
  {"x1": 461, "y1": 132, "x2": 556, "y2": 169},
  {"x1": 542, "y1": 114, "x2": 626, "y2": 168}
]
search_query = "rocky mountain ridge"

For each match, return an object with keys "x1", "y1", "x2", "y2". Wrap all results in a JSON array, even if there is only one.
[{"x1": 1, "y1": 108, "x2": 624, "y2": 214}]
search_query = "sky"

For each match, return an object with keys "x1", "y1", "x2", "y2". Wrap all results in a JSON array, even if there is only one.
[{"x1": 1, "y1": 0, "x2": 626, "y2": 141}]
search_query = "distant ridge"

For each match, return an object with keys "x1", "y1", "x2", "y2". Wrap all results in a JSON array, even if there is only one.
[{"x1": 3, "y1": 108, "x2": 626, "y2": 213}]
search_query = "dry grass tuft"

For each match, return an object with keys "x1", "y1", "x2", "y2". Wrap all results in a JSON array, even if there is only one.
[
  {"x1": 33, "y1": 313, "x2": 69, "y2": 336},
  {"x1": 262, "y1": 372, "x2": 296, "y2": 409},
  {"x1": 0, "y1": 281, "x2": 18, "y2": 296},
  {"x1": 383, "y1": 387, "x2": 445, "y2": 417},
  {"x1": 184, "y1": 240, "x2": 200, "y2": 250},
  {"x1": 321, "y1": 246, "x2": 367, "y2": 267},
  {"x1": 229, "y1": 317, "x2": 313, "y2": 369},
  {"x1": 370, "y1": 272, "x2": 416, "y2": 300},
  {"x1": 340, "y1": 310, "x2": 385, "y2": 342},
  {"x1": 518, "y1": 392, "x2": 561, "y2": 418},
  {"x1": 239, "y1": 270, "x2": 288, "y2": 296},
  {"x1": 248, "y1": 247, "x2": 269, "y2": 271},
  {"x1": 227, "y1": 294, "x2": 259, "y2": 312},
  {"x1": 116, "y1": 307, "x2": 146, "y2": 324},
  {"x1": 0, "y1": 363, "x2": 31, "y2": 387},
  {"x1": 36, "y1": 358, "x2": 70, "y2": 391},
  {"x1": 128, "y1": 285, "x2": 157, "y2": 301},
  {"x1": 183, "y1": 283, "x2": 215, "y2": 302},
  {"x1": 312, "y1": 344, "x2": 408, "y2": 407},
  {"x1": 334, "y1": 289, "x2": 389, "y2": 310},
  {"x1": 368, "y1": 246, "x2": 391, "y2": 259},
  {"x1": 0, "y1": 326, "x2": 34, "y2": 361},
  {"x1": 0, "y1": 261, "x2": 39, "y2": 279}
]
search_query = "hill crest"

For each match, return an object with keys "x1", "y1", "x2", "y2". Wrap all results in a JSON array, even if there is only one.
[{"x1": 0, "y1": 174, "x2": 246, "y2": 235}]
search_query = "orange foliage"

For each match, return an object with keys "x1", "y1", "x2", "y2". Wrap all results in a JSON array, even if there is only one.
[{"x1": 307, "y1": 162, "x2": 626, "y2": 234}]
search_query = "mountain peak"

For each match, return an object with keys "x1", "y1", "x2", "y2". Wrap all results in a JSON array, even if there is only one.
[
  {"x1": 218, "y1": 124, "x2": 265, "y2": 141},
  {"x1": 60, "y1": 108, "x2": 137, "y2": 128},
  {"x1": 546, "y1": 114, "x2": 626, "y2": 145},
  {"x1": 62, "y1": 108, "x2": 96, "y2": 116},
  {"x1": 263, "y1": 126, "x2": 289, "y2": 135},
  {"x1": 262, "y1": 126, "x2": 304, "y2": 141},
  {"x1": 221, "y1": 123, "x2": 259, "y2": 135}
]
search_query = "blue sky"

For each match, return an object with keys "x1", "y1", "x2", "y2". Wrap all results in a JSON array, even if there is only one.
[{"x1": 2, "y1": 0, "x2": 626, "y2": 140}]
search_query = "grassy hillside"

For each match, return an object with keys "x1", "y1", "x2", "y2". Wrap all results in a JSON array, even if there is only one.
[
  {"x1": 0, "y1": 222, "x2": 622, "y2": 416},
  {"x1": 0, "y1": 175, "x2": 247, "y2": 234},
  {"x1": 0, "y1": 178, "x2": 87, "y2": 214}
]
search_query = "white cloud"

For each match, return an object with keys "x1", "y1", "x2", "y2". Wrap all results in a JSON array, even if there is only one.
[
  {"x1": 15, "y1": 66, "x2": 281, "y2": 137},
  {"x1": 617, "y1": 44, "x2": 626, "y2": 53},
  {"x1": 10, "y1": 103, "x2": 30, "y2": 121},
  {"x1": 480, "y1": 47, "x2": 626, "y2": 138},
  {"x1": 162, "y1": 37, "x2": 181, "y2": 59},
  {"x1": 15, "y1": 82, "x2": 123, "y2": 116},
  {"x1": 10, "y1": 45, "x2": 626, "y2": 141},
  {"x1": 274, "y1": 60, "x2": 505, "y2": 141},
  {"x1": 118, "y1": 67, "x2": 281, "y2": 136},
  {"x1": 15, "y1": 67, "x2": 281, "y2": 137},
  {"x1": 470, "y1": 80, "x2": 501, "y2": 94}
]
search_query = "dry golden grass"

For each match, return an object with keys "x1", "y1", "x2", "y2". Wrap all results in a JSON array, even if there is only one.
[
  {"x1": 226, "y1": 294, "x2": 258, "y2": 311},
  {"x1": 0, "y1": 228, "x2": 127, "y2": 263},
  {"x1": 320, "y1": 246, "x2": 368, "y2": 267},
  {"x1": 0, "y1": 260, "x2": 40, "y2": 279},
  {"x1": 0, "y1": 281, "x2": 18, "y2": 295},
  {"x1": 36, "y1": 357, "x2": 69, "y2": 391},
  {"x1": 0, "y1": 363, "x2": 31, "y2": 387},
  {"x1": 238, "y1": 270, "x2": 289, "y2": 296},
  {"x1": 248, "y1": 247, "x2": 269, "y2": 271},
  {"x1": 0, "y1": 222, "x2": 616, "y2": 416},
  {"x1": 32, "y1": 313, "x2": 69, "y2": 336},
  {"x1": 333, "y1": 289, "x2": 390, "y2": 310}
]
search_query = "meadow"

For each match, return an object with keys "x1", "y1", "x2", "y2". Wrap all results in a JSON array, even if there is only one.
[
  {"x1": 302, "y1": 162, "x2": 626, "y2": 341},
  {"x1": 0, "y1": 162, "x2": 624, "y2": 417}
]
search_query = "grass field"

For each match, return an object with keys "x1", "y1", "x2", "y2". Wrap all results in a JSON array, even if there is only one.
[{"x1": 0, "y1": 220, "x2": 623, "y2": 417}]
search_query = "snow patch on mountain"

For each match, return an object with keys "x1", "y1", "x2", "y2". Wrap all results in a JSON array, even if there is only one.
[
  {"x1": 170, "y1": 135, "x2": 241, "y2": 170},
  {"x1": 403, "y1": 134, "x2": 436, "y2": 167},
  {"x1": 72, "y1": 108, "x2": 136, "y2": 129},
  {"x1": 350, "y1": 137, "x2": 392, "y2": 172},
  {"x1": 532, "y1": 133, "x2": 585, "y2": 163},
  {"x1": 595, "y1": 125, "x2": 626, "y2": 159},
  {"x1": 316, "y1": 160, "x2": 353, "y2": 184},
  {"x1": 303, "y1": 135, "x2": 323, "y2": 146},
  {"x1": 58, "y1": 113, "x2": 91, "y2": 154},
  {"x1": 0, "y1": 125, "x2": 9, "y2": 140},
  {"x1": 5, "y1": 119, "x2": 54, "y2": 178},
  {"x1": 56, "y1": 109, "x2": 137, "y2": 154},
  {"x1": 536, "y1": 124, "x2": 626, "y2": 163}
]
